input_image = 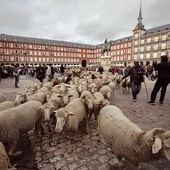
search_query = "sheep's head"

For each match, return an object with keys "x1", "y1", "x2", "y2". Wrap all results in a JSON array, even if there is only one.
[
  {"x1": 14, "y1": 92, "x2": 26, "y2": 105},
  {"x1": 54, "y1": 108, "x2": 75, "y2": 133},
  {"x1": 151, "y1": 128, "x2": 170, "y2": 161},
  {"x1": 38, "y1": 103, "x2": 56, "y2": 122}
]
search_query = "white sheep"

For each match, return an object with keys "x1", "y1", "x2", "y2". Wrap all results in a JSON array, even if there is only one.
[
  {"x1": 92, "y1": 92, "x2": 110, "y2": 120},
  {"x1": 0, "y1": 141, "x2": 17, "y2": 170},
  {"x1": 108, "y1": 81, "x2": 116, "y2": 96},
  {"x1": 0, "y1": 93, "x2": 6, "y2": 103},
  {"x1": 98, "y1": 105, "x2": 170, "y2": 169},
  {"x1": 43, "y1": 82, "x2": 53, "y2": 90},
  {"x1": 14, "y1": 91, "x2": 46, "y2": 105},
  {"x1": 88, "y1": 82, "x2": 98, "y2": 94},
  {"x1": 99, "y1": 85, "x2": 113, "y2": 100},
  {"x1": 0, "y1": 101, "x2": 43, "y2": 156},
  {"x1": 80, "y1": 90, "x2": 94, "y2": 120},
  {"x1": 0, "y1": 101, "x2": 15, "y2": 112},
  {"x1": 54, "y1": 98, "x2": 89, "y2": 153},
  {"x1": 38, "y1": 93, "x2": 63, "y2": 123}
]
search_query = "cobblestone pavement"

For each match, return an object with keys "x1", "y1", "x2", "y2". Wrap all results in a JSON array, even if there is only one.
[{"x1": 0, "y1": 75, "x2": 170, "y2": 170}]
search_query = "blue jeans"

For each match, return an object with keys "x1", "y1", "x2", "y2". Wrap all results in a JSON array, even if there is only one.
[{"x1": 131, "y1": 80, "x2": 141, "y2": 99}]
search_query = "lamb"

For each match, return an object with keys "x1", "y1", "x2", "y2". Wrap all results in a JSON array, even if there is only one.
[
  {"x1": 0, "y1": 101, "x2": 43, "y2": 156},
  {"x1": 0, "y1": 93, "x2": 6, "y2": 103},
  {"x1": 54, "y1": 98, "x2": 89, "y2": 153},
  {"x1": 14, "y1": 91, "x2": 46, "y2": 105},
  {"x1": 98, "y1": 105, "x2": 170, "y2": 169},
  {"x1": 0, "y1": 141, "x2": 17, "y2": 170},
  {"x1": 0, "y1": 101, "x2": 15, "y2": 112}
]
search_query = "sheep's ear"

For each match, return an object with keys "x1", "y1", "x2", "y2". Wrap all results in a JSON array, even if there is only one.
[
  {"x1": 152, "y1": 138, "x2": 162, "y2": 154},
  {"x1": 50, "y1": 106, "x2": 56, "y2": 111},
  {"x1": 68, "y1": 111, "x2": 75, "y2": 116},
  {"x1": 37, "y1": 106, "x2": 43, "y2": 112}
]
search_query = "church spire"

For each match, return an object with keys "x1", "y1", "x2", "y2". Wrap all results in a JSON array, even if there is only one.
[{"x1": 134, "y1": 0, "x2": 145, "y2": 30}]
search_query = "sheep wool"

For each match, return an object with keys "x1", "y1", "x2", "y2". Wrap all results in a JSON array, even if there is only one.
[
  {"x1": 0, "y1": 101, "x2": 15, "y2": 112},
  {"x1": 99, "y1": 105, "x2": 170, "y2": 169},
  {"x1": 0, "y1": 93, "x2": 6, "y2": 103},
  {"x1": 0, "y1": 142, "x2": 16, "y2": 170},
  {"x1": 0, "y1": 101, "x2": 42, "y2": 156}
]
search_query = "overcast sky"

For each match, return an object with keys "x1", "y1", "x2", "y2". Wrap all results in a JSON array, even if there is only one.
[{"x1": 0, "y1": 0, "x2": 170, "y2": 45}]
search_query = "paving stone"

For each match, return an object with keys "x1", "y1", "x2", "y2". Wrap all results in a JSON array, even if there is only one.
[{"x1": 98, "y1": 155, "x2": 110, "y2": 163}]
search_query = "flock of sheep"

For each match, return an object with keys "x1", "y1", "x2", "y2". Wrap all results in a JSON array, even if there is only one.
[{"x1": 0, "y1": 70, "x2": 169, "y2": 170}]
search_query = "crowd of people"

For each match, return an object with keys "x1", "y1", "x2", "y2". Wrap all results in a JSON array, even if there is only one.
[{"x1": 1, "y1": 55, "x2": 170, "y2": 105}]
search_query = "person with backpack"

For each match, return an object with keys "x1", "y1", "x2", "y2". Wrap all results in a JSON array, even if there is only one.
[{"x1": 122, "y1": 60, "x2": 145, "y2": 102}]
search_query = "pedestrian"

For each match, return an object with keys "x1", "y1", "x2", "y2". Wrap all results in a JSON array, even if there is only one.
[
  {"x1": 46, "y1": 64, "x2": 52, "y2": 82},
  {"x1": 13, "y1": 64, "x2": 21, "y2": 88},
  {"x1": 36, "y1": 64, "x2": 46, "y2": 83},
  {"x1": 146, "y1": 64, "x2": 153, "y2": 80},
  {"x1": 98, "y1": 65, "x2": 104, "y2": 74},
  {"x1": 122, "y1": 60, "x2": 145, "y2": 102},
  {"x1": 148, "y1": 55, "x2": 170, "y2": 105},
  {"x1": 81, "y1": 58, "x2": 87, "y2": 71},
  {"x1": 0, "y1": 66, "x2": 2, "y2": 82},
  {"x1": 60, "y1": 64, "x2": 65, "y2": 77}
]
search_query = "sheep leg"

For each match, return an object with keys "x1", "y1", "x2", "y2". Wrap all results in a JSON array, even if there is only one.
[
  {"x1": 84, "y1": 113, "x2": 89, "y2": 134},
  {"x1": 8, "y1": 140, "x2": 22, "y2": 156},
  {"x1": 66, "y1": 135, "x2": 72, "y2": 154},
  {"x1": 31, "y1": 122, "x2": 41, "y2": 150},
  {"x1": 116, "y1": 155, "x2": 123, "y2": 170}
]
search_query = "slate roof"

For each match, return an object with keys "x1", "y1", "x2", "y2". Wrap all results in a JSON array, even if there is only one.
[{"x1": 0, "y1": 24, "x2": 170, "y2": 48}]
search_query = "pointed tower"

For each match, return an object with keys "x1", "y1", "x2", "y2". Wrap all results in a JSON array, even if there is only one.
[
  {"x1": 132, "y1": 0, "x2": 146, "y2": 61},
  {"x1": 134, "y1": 1, "x2": 145, "y2": 31}
]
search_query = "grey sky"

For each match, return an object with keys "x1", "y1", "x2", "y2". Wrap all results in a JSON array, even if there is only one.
[{"x1": 0, "y1": 0, "x2": 170, "y2": 45}]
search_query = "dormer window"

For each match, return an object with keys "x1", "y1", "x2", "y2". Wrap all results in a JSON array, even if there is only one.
[{"x1": 14, "y1": 38, "x2": 17, "y2": 41}]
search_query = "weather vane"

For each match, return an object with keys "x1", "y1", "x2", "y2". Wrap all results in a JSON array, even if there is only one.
[{"x1": 140, "y1": 0, "x2": 142, "y2": 8}]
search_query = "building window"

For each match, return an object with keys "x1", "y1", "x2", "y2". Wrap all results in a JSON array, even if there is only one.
[
  {"x1": 161, "y1": 43, "x2": 166, "y2": 49},
  {"x1": 134, "y1": 33, "x2": 138, "y2": 39},
  {"x1": 140, "y1": 39, "x2": 144, "y2": 44},
  {"x1": 154, "y1": 37, "x2": 159, "y2": 42},
  {"x1": 146, "y1": 53, "x2": 150, "y2": 58},
  {"x1": 140, "y1": 47, "x2": 144, "y2": 52},
  {"x1": 153, "y1": 44, "x2": 158, "y2": 50},
  {"x1": 153, "y1": 53, "x2": 157, "y2": 58},
  {"x1": 146, "y1": 46, "x2": 151, "y2": 51},
  {"x1": 140, "y1": 54, "x2": 144, "y2": 59},
  {"x1": 134, "y1": 41, "x2": 138, "y2": 45},
  {"x1": 162, "y1": 35, "x2": 166, "y2": 41},
  {"x1": 147, "y1": 38, "x2": 151, "y2": 43}
]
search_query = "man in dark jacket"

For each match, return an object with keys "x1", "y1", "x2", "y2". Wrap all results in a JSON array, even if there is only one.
[
  {"x1": 122, "y1": 60, "x2": 145, "y2": 102},
  {"x1": 81, "y1": 58, "x2": 87, "y2": 71},
  {"x1": 36, "y1": 64, "x2": 46, "y2": 83},
  {"x1": 148, "y1": 55, "x2": 170, "y2": 105}
]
